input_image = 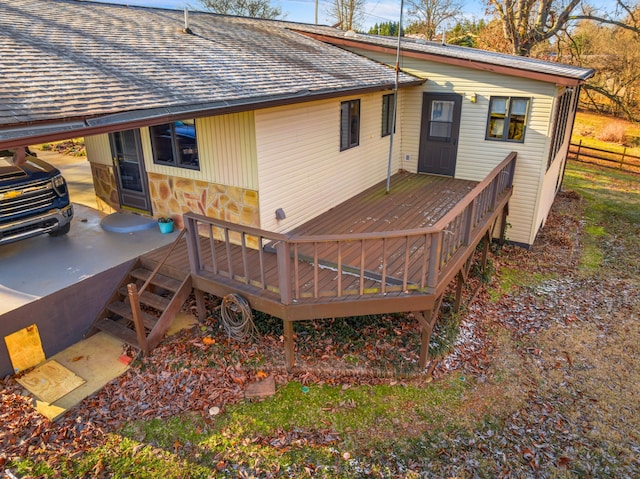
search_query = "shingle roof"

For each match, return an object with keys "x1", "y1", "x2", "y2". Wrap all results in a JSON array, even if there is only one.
[
  {"x1": 291, "y1": 25, "x2": 595, "y2": 83},
  {"x1": 0, "y1": 0, "x2": 422, "y2": 129}
]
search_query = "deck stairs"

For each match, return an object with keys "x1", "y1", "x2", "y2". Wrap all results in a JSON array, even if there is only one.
[{"x1": 87, "y1": 231, "x2": 192, "y2": 354}]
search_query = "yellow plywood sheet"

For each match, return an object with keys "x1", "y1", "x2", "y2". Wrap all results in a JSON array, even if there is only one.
[
  {"x1": 4, "y1": 324, "x2": 46, "y2": 373},
  {"x1": 16, "y1": 360, "x2": 85, "y2": 404},
  {"x1": 34, "y1": 400, "x2": 67, "y2": 421}
]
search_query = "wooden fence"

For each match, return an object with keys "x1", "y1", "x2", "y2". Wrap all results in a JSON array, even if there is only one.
[{"x1": 568, "y1": 140, "x2": 640, "y2": 174}]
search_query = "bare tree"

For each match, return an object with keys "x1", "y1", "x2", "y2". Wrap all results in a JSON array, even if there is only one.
[
  {"x1": 486, "y1": 0, "x2": 640, "y2": 57},
  {"x1": 559, "y1": 13, "x2": 640, "y2": 120},
  {"x1": 406, "y1": 0, "x2": 462, "y2": 40},
  {"x1": 199, "y1": 0, "x2": 282, "y2": 19},
  {"x1": 327, "y1": 0, "x2": 366, "y2": 31},
  {"x1": 485, "y1": 0, "x2": 581, "y2": 56}
]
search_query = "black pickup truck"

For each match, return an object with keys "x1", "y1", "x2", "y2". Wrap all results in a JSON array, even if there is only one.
[{"x1": 0, "y1": 149, "x2": 73, "y2": 245}]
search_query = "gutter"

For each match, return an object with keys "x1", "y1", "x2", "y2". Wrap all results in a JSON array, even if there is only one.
[{"x1": 0, "y1": 79, "x2": 424, "y2": 150}]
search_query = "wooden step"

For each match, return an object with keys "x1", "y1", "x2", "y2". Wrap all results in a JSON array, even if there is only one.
[
  {"x1": 94, "y1": 317, "x2": 139, "y2": 347},
  {"x1": 118, "y1": 287, "x2": 171, "y2": 311},
  {"x1": 129, "y1": 268, "x2": 182, "y2": 293},
  {"x1": 107, "y1": 301, "x2": 158, "y2": 331}
]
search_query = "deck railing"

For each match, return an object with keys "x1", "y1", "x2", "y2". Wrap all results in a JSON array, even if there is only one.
[{"x1": 184, "y1": 152, "x2": 516, "y2": 305}]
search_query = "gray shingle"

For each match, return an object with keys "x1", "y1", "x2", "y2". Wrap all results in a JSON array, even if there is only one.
[{"x1": 0, "y1": 0, "x2": 421, "y2": 126}]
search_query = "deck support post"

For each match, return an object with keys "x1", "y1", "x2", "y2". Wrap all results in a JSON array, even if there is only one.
[
  {"x1": 283, "y1": 320, "x2": 295, "y2": 371},
  {"x1": 194, "y1": 289, "x2": 207, "y2": 321},
  {"x1": 481, "y1": 231, "x2": 491, "y2": 269},
  {"x1": 453, "y1": 271, "x2": 464, "y2": 313},
  {"x1": 499, "y1": 204, "x2": 509, "y2": 245},
  {"x1": 414, "y1": 294, "x2": 444, "y2": 369}
]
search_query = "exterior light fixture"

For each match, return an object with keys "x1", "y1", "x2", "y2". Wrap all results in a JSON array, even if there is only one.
[
  {"x1": 275, "y1": 208, "x2": 286, "y2": 220},
  {"x1": 470, "y1": 93, "x2": 477, "y2": 103}
]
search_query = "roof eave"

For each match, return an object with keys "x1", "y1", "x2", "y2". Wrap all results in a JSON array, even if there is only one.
[
  {"x1": 0, "y1": 80, "x2": 424, "y2": 149},
  {"x1": 296, "y1": 31, "x2": 594, "y2": 87}
]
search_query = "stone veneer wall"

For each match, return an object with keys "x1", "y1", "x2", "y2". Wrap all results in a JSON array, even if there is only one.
[
  {"x1": 148, "y1": 173, "x2": 260, "y2": 234},
  {"x1": 90, "y1": 163, "x2": 119, "y2": 214}
]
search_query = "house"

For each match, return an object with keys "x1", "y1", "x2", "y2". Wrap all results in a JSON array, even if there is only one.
[{"x1": 0, "y1": 0, "x2": 593, "y2": 372}]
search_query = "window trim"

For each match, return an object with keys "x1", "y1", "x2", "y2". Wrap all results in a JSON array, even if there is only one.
[
  {"x1": 340, "y1": 99, "x2": 360, "y2": 151},
  {"x1": 381, "y1": 93, "x2": 395, "y2": 137},
  {"x1": 150, "y1": 119, "x2": 200, "y2": 171},
  {"x1": 485, "y1": 96, "x2": 530, "y2": 143}
]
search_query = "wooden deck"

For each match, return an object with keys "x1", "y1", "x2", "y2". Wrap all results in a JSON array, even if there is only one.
[
  {"x1": 143, "y1": 153, "x2": 517, "y2": 369},
  {"x1": 292, "y1": 172, "x2": 477, "y2": 235}
]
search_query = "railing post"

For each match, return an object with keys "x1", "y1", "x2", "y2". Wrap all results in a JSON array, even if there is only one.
[
  {"x1": 508, "y1": 154, "x2": 516, "y2": 185},
  {"x1": 426, "y1": 232, "x2": 441, "y2": 290},
  {"x1": 185, "y1": 215, "x2": 201, "y2": 274},
  {"x1": 127, "y1": 283, "x2": 149, "y2": 355},
  {"x1": 276, "y1": 241, "x2": 292, "y2": 305},
  {"x1": 464, "y1": 198, "x2": 475, "y2": 245},
  {"x1": 490, "y1": 175, "x2": 499, "y2": 211}
]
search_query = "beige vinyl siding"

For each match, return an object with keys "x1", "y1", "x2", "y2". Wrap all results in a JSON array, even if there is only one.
[
  {"x1": 141, "y1": 112, "x2": 258, "y2": 190},
  {"x1": 84, "y1": 134, "x2": 113, "y2": 166},
  {"x1": 398, "y1": 87, "x2": 422, "y2": 167},
  {"x1": 537, "y1": 152, "x2": 565, "y2": 234},
  {"x1": 255, "y1": 92, "x2": 399, "y2": 233},
  {"x1": 348, "y1": 48, "x2": 557, "y2": 245},
  {"x1": 535, "y1": 87, "x2": 579, "y2": 236}
]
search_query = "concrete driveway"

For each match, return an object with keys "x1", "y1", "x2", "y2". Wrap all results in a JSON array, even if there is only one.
[{"x1": 0, "y1": 149, "x2": 178, "y2": 314}]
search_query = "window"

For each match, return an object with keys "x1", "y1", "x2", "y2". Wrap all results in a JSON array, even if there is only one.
[
  {"x1": 340, "y1": 100, "x2": 360, "y2": 150},
  {"x1": 486, "y1": 97, "x2": 530, "y2": 142},
  {"x1": 382, "y1": 94, "x2": 395, "y2": 137},
  {"x1": 547, "y1": 87, "x2": 576, "y2": 169},
  {"x1": 150, "y1": 119, "x2": 199, "y2": 170},
  {"x1": 429, "y1": 100, "x2": 455, "y2": 140}
]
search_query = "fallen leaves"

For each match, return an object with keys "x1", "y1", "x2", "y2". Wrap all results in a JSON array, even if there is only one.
[{"x1": 1, "y1": 187, "x2": 639, "y2": 477}]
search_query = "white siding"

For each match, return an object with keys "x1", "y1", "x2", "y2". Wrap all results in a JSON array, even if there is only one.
[
  {"x1": 255, "y1": 92, "x2": 400, "y2": 233},
  {"x1": 349, "y1": 48, "x2": 558, "y2": 246},
  {"x1": 141, "y1": 112, "x2": 258, "y2": 190},
  {"x1": 84, "y1": 134, "x2": 112, "y2": 166}
]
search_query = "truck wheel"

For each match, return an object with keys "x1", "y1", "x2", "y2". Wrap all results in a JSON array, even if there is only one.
[{"x1": 50, "y1": 222, "x2": 71, "y2": 237}]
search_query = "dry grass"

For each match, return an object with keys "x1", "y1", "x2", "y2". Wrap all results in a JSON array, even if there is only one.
[
  {"x1": 574, "y1": 110, "x2": 640, "y2": 151},
  {"x1": 596, "y1": 121, "x2": 627, "y2": 143}
]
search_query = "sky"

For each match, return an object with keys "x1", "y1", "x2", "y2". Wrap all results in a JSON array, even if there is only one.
[{"x1": 93, "y1": 0, "x2": 489, "y2": 32}]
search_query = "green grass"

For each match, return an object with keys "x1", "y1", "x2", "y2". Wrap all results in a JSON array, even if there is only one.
[
  {"x1": 46, "y1": 376, "x2": 471, "y2": 477},
  {"x1": 489, "y1": 267, "x2": 553, "y2": 301},
  {"x1": 563, "y1": 160, "x2": 640, "y2": 277}
]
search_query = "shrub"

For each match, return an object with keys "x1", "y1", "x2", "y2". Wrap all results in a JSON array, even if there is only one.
[{"x1": 596, "y1": 122, "x2": 627, "y2": 143}]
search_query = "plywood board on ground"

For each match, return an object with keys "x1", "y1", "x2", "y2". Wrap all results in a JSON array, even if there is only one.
[{"x1": 16, "y1": 360, "x2": 85, "y2": 404}]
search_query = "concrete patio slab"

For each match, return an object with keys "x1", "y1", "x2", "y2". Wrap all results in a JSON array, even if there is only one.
[{"x1": 0, "y1": 204, "x2": 178, "y2": 315}]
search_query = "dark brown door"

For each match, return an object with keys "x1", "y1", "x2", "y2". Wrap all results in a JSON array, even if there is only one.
[
  {"x1": 109, "y1": 129, "x2": 152, "y2": 214},
  {"x1": 418, "y1": 93, "x2": 462, "y2": 176}
]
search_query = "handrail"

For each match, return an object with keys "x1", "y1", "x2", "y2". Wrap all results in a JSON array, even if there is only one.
[
  {"x1": 138, "y1": 227, "x2": 187, "y2": 296},
  {"x1": 126, "y1": 226, "x2": 188, "y2": 354},
  {"x1": 184, "y1": 152, "x2": 516, "y2": 303},
  {"x1": 184, "y1": 213, "x2": 289, "y2": 243},
  {"x1": 432, "y1": 152, "x2": 516, "y2": 230}
]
